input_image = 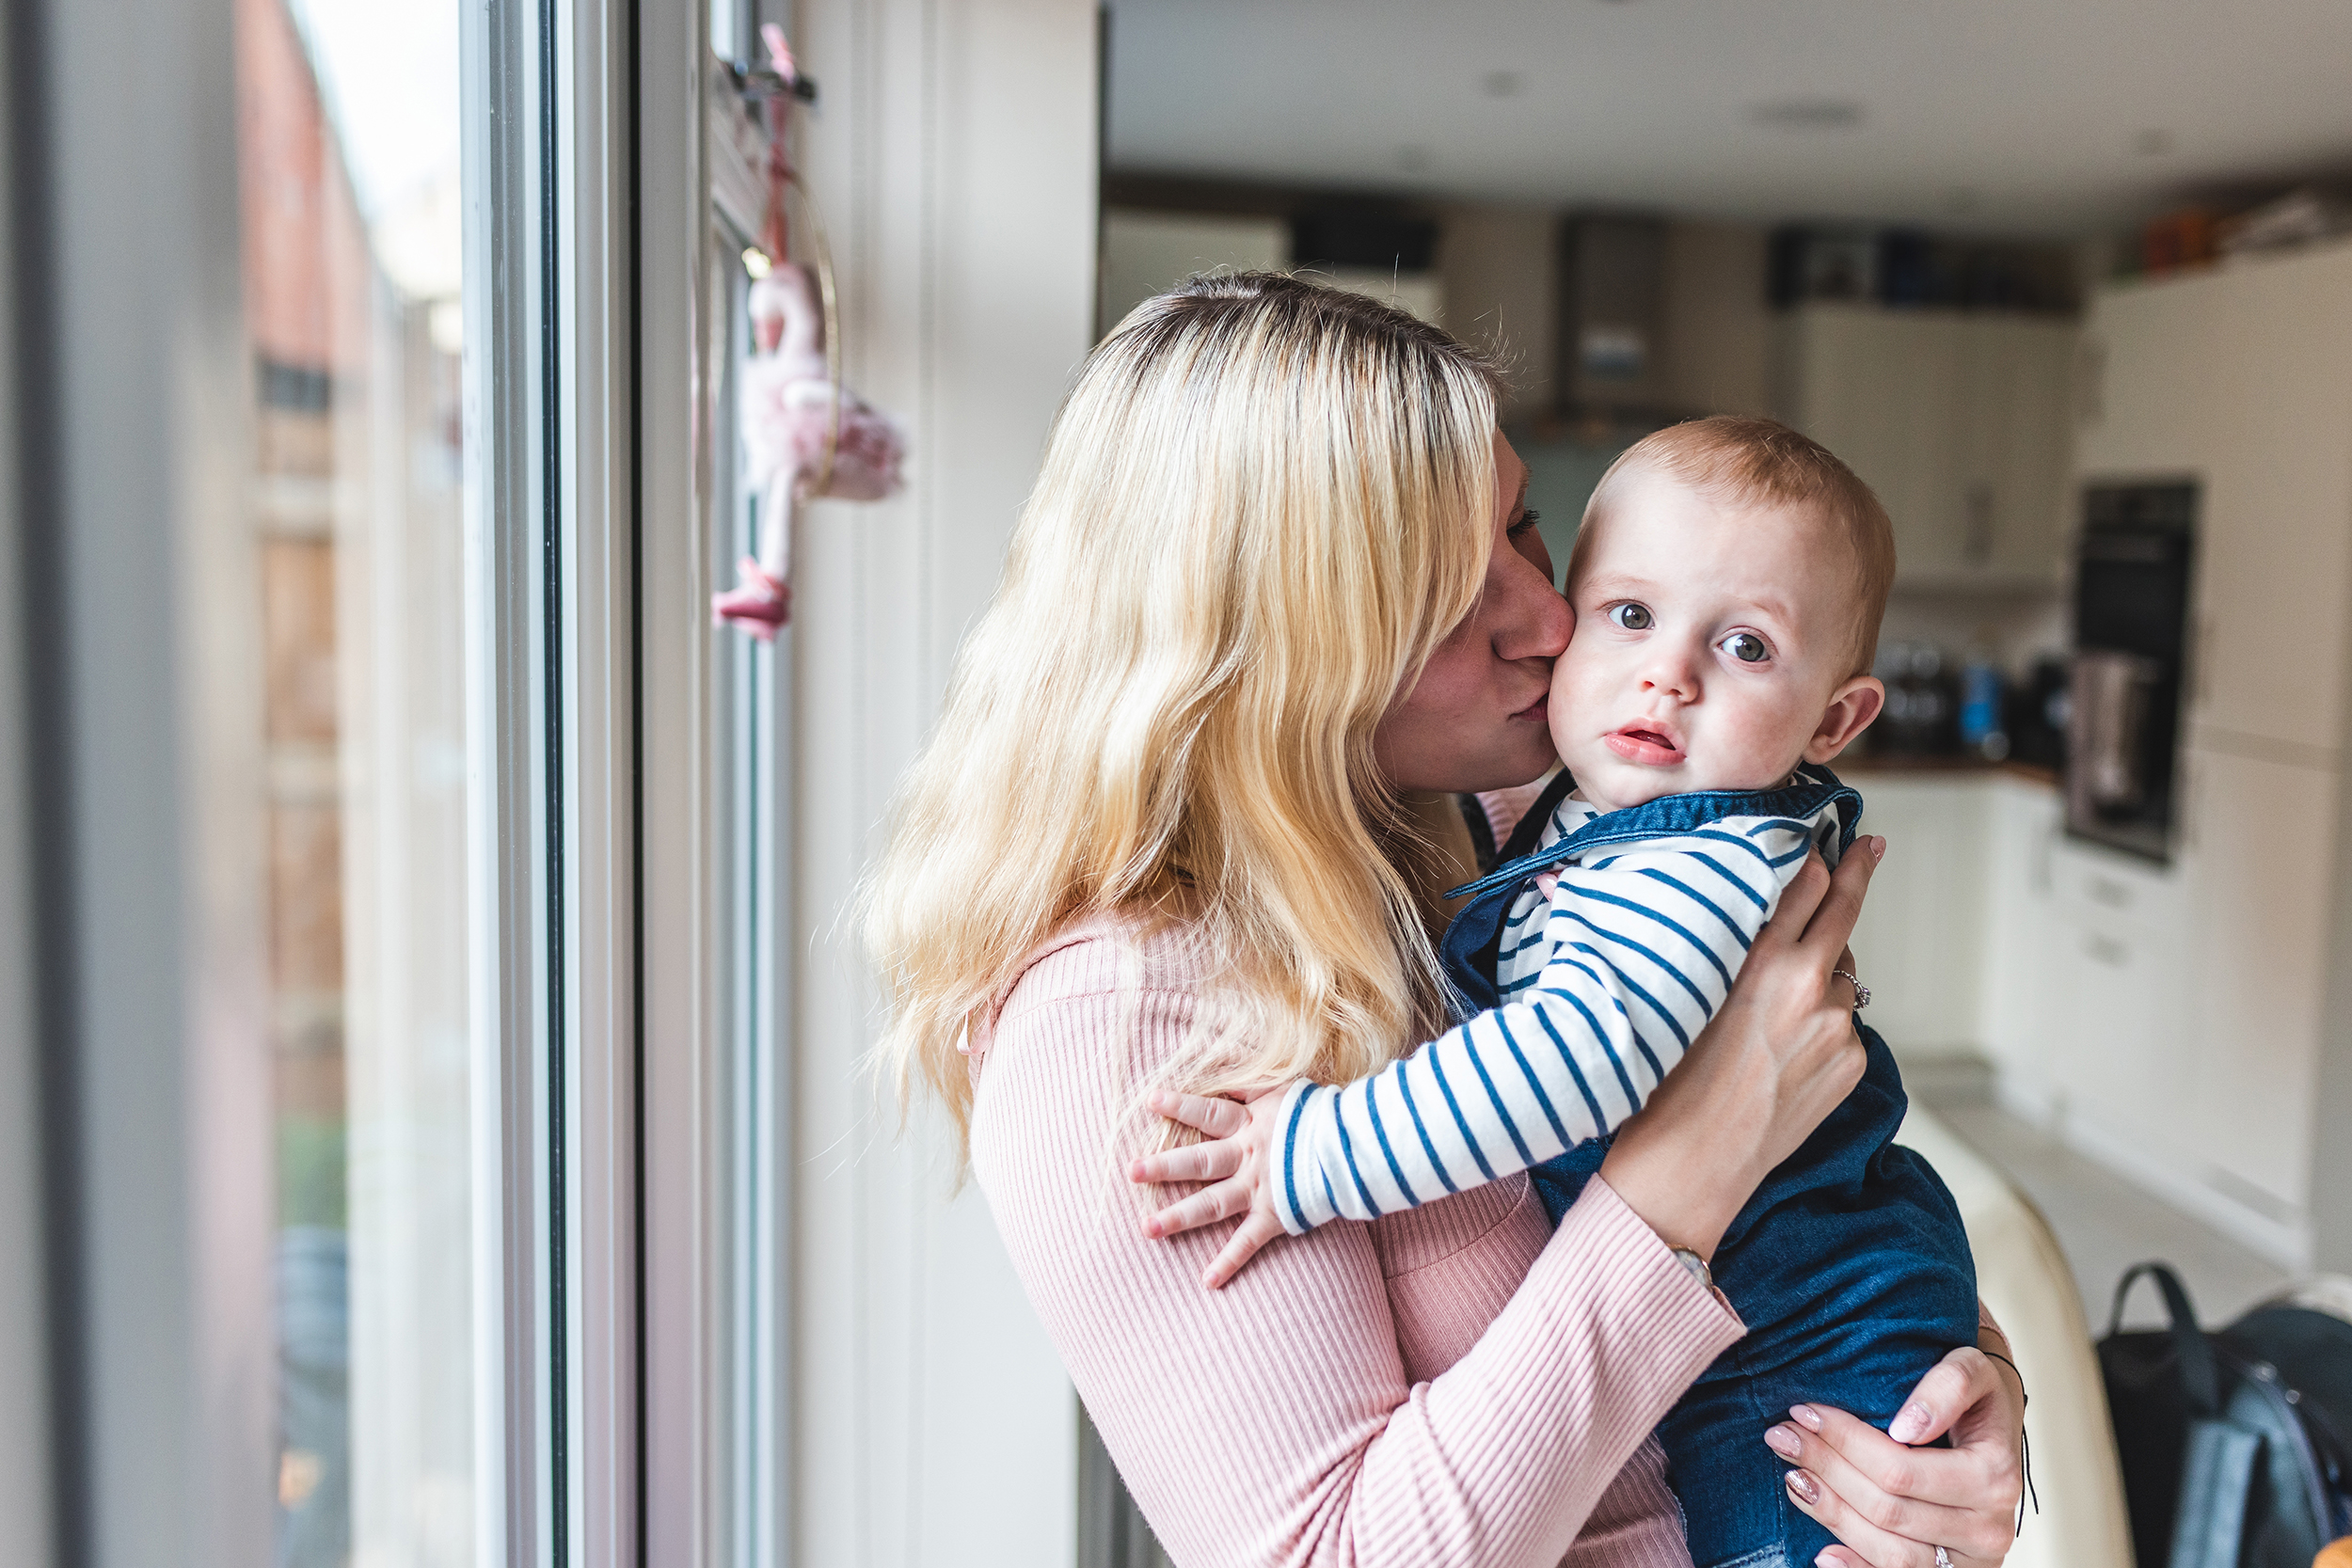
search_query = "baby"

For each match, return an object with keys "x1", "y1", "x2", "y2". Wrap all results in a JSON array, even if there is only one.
[{"x1": 1202, "y1": 417, "x2": 1977, "y2": 1568}]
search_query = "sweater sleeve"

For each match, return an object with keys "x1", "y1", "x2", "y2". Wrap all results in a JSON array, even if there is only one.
[
  {"x1": 970, "y1": 937, "x2": 1743, "y2": 1568},
  {"x1": 1274, "y1": 823, "x2": 1807, "y2": 1232}
]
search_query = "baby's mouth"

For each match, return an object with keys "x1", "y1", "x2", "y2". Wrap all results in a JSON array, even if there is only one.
[{"x1": 1604, "y1": 725, "x2": 1686, "y2": 767}]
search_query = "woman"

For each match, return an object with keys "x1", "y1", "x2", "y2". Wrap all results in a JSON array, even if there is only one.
[{"x1": 868, "y1": 275, "x2": 2024, "y2": 1567}]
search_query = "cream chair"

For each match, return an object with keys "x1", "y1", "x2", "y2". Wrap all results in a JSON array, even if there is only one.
[{"x1": 1897, "y1": 1107, "x2": 2136, "y2": 1568}]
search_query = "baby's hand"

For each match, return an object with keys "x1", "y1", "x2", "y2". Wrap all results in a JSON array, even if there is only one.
[{"x1": 1127, "y1": 1085, "x2": 1292, "y2": 1289}]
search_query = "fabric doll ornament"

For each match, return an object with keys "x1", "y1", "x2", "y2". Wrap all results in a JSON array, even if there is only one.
[{"x1": 711, "y1": 27, "x2": 906, "y2": 643}]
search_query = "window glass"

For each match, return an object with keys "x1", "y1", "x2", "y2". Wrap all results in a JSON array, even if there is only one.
[{"x1": 234, "y1": 0, "x2": 473, "y2": 1561}]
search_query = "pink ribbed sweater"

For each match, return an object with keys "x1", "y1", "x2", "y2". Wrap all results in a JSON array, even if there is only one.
[{"x1": 970, "y1": 916, "x2": 1746, "y2": 1568}]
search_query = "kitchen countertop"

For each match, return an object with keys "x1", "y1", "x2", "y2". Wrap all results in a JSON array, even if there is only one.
[{"x1": 1837, "y1": 753, "x2": 2060, "y2": 789}]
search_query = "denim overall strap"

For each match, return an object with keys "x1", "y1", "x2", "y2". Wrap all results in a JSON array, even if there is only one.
[{"x1": 1438, "y1": 765, "x2": 1863, "y2": 1016}]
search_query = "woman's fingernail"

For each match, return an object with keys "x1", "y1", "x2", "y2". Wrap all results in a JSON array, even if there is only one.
[
  {"x1": 1890, "y1": 1402, "x2": 1930, "y2": 1442},
  {"x1": 1141, "y1": 1218, "x2": 1162, "y2": 1239},
  {"x1": 1789, "y1": 1403, "x2": 1823, "y2": 1432},
  {"x1": 1786, "y1": 1468, "x2": 1820, "y2": 1505},
  {"x1": 1868, "y1": 835, "x2": 1887, "y2": 861},
  {"x1": 1815, "y1": 1556, "x2": 1839, "y2": 1568},
  {"x1": 1764, "y1": 1423, "x2": 1803, "y2": 1459}
]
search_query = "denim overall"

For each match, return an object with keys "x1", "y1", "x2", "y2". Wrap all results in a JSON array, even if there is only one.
[{"x1": 1448, "y1": 775, "x2": 1979, "y2": 1568}]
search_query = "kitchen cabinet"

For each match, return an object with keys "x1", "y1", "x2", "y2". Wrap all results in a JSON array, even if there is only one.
[
  {"x1": 2058, "y1": 238, "x2": 2352, "y2": 1260},
  {"x1": 2183, "y1": 745, "x2": 2338, "y2": 1218},
  {"x1": 1980, "y1": 777, "x2": 2062, "y2": 1104},
  {"x1": 2077, "y1": 240, "x2": 2352, "y2": 755},
  {"x1": 1778, "y1": 305, "x2": 2077, "y2": 588},
  {"x1": 1843, "y1": 761, "x2": 2329, "y2": 1265},
  {"x1": 2044, "y1": 836, "x2": 2198, "y2": 1160},
  {"x1": 1845, "y1": 772, "x2": 1992, "y2": 1055}
]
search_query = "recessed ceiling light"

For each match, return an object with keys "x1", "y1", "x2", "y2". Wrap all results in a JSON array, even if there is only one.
[
  {"x1": 1482, "y1": 71, "x2": 1523, "y2": 99},
  {"x1": 1751, "y1": 99, "x2": 1864, "y2": 131},
  {"x1": 2134, "y1": 128, "x2": 2175, "y2": 157}
]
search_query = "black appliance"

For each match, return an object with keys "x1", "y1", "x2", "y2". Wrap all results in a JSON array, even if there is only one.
[
  {"x1": 2004, "y1": 654, "x2": 2073, "y2": 772},
  {"x1": 2066, "y1": 483, "x2": 2197, "y2": 862}
]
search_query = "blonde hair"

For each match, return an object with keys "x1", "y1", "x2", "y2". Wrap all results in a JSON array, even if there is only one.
[
  {"x1": 1573, "y1": 416, "x2": 1898, "y2": 675},
  {"x1": 866, "y1": 273, "x2": 1502, "y2": 1160}
]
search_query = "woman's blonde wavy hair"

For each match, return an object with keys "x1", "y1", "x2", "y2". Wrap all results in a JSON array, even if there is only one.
[{"x1": 866, "y1": 272, "x2": 1502, "y2": 1160}]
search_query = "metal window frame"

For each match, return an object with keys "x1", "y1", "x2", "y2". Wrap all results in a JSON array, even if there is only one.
[{"x1": 467, "y1": 0, "x2": 727, "y2": 1562}]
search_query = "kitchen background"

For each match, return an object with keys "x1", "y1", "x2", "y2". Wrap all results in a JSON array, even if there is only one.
[{"x1": 1094, "y1": 0, "x2": 2352, "y2": 1326}]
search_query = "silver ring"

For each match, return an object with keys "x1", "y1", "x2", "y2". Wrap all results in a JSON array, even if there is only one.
[
  {"x1": 1934, "y1": 1547, "x2": 1954, "y2": 1568},
  {"x1": 1833, "y1": 968, "x2": 1871, "y2": 1009}
]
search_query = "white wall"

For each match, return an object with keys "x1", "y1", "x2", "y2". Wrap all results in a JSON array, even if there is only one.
[
  {"x1": 790, "y1": 2, "x2": 1098, "y2": 1564},
  {"x1": 12, "y1": 1, "x2": 275, "y2": 1565}
]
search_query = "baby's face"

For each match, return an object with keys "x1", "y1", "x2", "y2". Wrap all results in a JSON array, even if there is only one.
[{"x1": 1550, "y1": 467, "x2": 1882, "y2": 814}]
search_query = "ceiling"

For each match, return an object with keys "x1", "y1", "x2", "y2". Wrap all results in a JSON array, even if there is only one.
[{"x1": 1103, "y1": 0, "x2": 2352, "y2": 236}]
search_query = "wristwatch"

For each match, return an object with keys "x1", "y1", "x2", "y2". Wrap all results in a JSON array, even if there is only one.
[{"x1": 1669, "y1": 1247, "x2": 1714, "y2": 1290}]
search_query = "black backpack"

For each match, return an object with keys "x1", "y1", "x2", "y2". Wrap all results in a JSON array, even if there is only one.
[{"x1": 2097, "y1": 1262, "x2": 2352, "y2": 1568}]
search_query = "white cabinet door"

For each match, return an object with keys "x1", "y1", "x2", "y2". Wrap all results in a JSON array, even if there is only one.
[
  {"x1": 2045, "y1": 838, "x2": 2197, "y2": 1155},
  {"x1": 1981, "y1": 778, "x2": 2064, "y2": 1103},
  {"x1": 1785, "y1": 306, "x2": 2072, "y2": 588},
  {"x1": 1783, "y1": 306, "x2": 1964, "y2": 579},
  {"x1": 1960, "y1": 317, "x2": 2077, "y2": 582},
  {"x1": 2183, "y1": 745, "x2": 2338, "y2": 1216},
  {"x1": 1845, "y1": 774, "x2": 1990, "y2": 1055},
  {"x1": 2078, "y1": 243, "x2": 2352, "y2": 753}
]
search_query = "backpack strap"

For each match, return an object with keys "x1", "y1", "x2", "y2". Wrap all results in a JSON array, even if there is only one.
[{"x1": 2110, "y1": 1261, "x2": 2222, "y2": 1416}]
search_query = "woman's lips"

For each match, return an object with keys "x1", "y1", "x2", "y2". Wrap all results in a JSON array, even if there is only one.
[
  {"x1": 1510, "y1": 694, "x2": 1550, "y2": 722},
  {"x1": 1604, "y1": 727, "x2": 1685, "y2": 766}
]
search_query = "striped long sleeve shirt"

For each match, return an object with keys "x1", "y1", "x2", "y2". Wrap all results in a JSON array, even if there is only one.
[{"x1": 1271, "y1": 768, "x2": 1861, "y2": 1236}]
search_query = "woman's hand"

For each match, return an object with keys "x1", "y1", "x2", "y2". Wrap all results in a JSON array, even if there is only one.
[
  {"x1": 1127, "y1": 1086, "x2": 1292, "y2": 1288},
  {"x1": 1766, "y1": 1337, "x2": 2027, "y2": 1567},
  {"x1": 1597, "y1": 838, "x2": 1883, "y2": 1258}
]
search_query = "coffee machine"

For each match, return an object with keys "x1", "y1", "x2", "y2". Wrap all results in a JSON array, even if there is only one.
[{"x1": 2066, "y1": 482, "x2": 2197, "y2": 862}]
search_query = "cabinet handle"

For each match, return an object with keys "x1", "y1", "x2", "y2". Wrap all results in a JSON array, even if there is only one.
[{"x1": 1963, "y1": 483, "x2": 1995, "y2": 567}]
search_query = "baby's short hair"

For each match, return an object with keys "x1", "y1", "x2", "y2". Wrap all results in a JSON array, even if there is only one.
[{"x1": 1572, "y1": 416, "x2": 1898, "y2": 676}]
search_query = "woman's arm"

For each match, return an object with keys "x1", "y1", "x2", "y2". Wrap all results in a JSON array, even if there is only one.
[
  {"x1": 1134, "y1": 842, "x2": 1886, "y2": 1282},
  {"x1": 972, "y1": 942, "x2": 1743, "y2": 1568}
]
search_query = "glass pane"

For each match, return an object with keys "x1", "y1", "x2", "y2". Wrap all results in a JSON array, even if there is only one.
[
  {"x1": 714, "y1": 227, "x2": 788, "y2": 1568},
  {"x1": 234, "y1": 0, "x2": 474, "y2": 1562}
]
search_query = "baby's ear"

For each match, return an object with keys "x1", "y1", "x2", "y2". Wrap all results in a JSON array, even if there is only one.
[{"x1": 1804, "y1": 675, "x2": 1884, "y2": 764}]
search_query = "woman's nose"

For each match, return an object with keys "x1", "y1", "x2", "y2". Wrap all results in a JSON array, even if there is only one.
[{"x1": 1494, "y1": 555, "x2": 1572, "y2": 661}]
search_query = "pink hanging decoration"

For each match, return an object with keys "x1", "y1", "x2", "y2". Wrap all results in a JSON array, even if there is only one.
[{"x1": 712, "y1": 24, "x2": 908, "y2": 643}]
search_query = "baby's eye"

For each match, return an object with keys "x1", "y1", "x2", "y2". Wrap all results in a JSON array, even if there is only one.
[
  {"x1": 1608, "y1": 603, "x2": 1653, "y2": 631},
  {"x1": 1718, "y1": 631, "x2": 1770, "y2": 664}
]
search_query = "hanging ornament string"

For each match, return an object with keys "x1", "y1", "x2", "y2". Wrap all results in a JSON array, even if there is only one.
[{"x1": 751, "y1": 26, "x2": 843, "y2": 496}]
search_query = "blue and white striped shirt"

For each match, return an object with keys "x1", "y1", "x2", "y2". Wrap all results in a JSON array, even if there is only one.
[{"x1": 1270, "y1": 774, "x2": 1859, "y2": 1236}]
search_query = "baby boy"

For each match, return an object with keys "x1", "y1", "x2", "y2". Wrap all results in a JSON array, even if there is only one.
[{"x1": 1246, "y1": 417, "x2": 1977, "y2": 1568}]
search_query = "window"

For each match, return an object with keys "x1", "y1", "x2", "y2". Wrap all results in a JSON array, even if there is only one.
[{"x1": 234, "y1": 0, "x2": 475, "y2": 1559}]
